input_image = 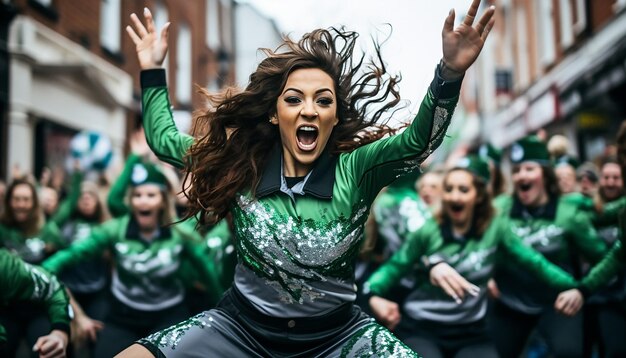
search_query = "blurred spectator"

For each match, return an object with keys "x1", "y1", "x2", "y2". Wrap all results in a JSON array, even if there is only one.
[
  {"x1": 597, "y1": 156, "x2": 623, "y2": 204},
  {"x1": 576, "y1": 162, "x2": 600, "y2": 198}
]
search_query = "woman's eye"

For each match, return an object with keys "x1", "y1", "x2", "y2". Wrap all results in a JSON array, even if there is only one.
[
  {"x1": 285, "y1": 96, "x2": 301, "y2": 104},
  {"x1": 459, "y1": 186, "x2": 470, "y2": 193},
  {"x1": 317, "y1": 97, "x2": 334, "y2": 106},
  {"x1": 443, "y1": 186, "x2": 453, "y2": 193}
]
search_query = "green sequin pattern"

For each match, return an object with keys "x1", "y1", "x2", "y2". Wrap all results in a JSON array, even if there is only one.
[
  {"x1": 141, "y1": 312, "x2": 211, "y2": 350},
  {"x1": 232, "y1": 195, "x2": 368, "y2": 304},
  {"x1": 340, "y1": 320, "x2": 420, "y2": 357}
]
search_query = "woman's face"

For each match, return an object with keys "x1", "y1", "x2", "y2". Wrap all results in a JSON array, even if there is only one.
[
  {"x1": 10, "y1": 184, "x2": 35, "y2": 223},
  {"x1": 599, "y1": 163, "x2": 623, "y2": 201},
  {"x1": 77, "y1": 192, "x2": 98, "y2": 217},
  {"x1": 274, "y1": 68, "x2": 338, "y2": 177},
  {"x1": 130, "y1": 184, "x2": 164, "y2": 231},
  {"x1": 512, "y1": 162, "x2": 548, "y2": 207},
  {"x1": 442, "y1": 170, "x2": 477, "y2": 228},
  {"x1": 418, "y1": 173, "x2": 442, "y2": 207},
  {"x1": 555, "y1": 165, "x2": 577, "y2": 194}
]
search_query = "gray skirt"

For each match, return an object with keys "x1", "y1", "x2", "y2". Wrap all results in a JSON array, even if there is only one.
[{"x1": 137, "y1": 287, "x2": 418, "y2": 357}]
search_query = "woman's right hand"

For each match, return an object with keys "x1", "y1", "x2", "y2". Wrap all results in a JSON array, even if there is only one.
[
  {"x1": 430, "y1": 262, "x2": 480, "y2": 304},
  {"x1": 369, "y1": 296, "x2": 401, "y2": 331},
  {"x1": 126, "y1": 8, "x2": 170, "y2": 70}
]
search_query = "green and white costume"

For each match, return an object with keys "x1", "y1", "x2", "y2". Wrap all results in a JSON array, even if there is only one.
[
  {"x1": 135, "y1": 64, "x2": 461, "y2": 357},
  {"x1": 0, "y1": 249, "x2": 71, "y2": 344}
]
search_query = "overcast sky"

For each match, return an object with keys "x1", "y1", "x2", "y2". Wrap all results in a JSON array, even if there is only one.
[{"x1": 239, "y1": 0, "x2": 483, "y2": 116}]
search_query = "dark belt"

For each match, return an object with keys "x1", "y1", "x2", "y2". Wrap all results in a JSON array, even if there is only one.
[{"x1": 217, "y1": 286, "x2": 357, "y2": 335}]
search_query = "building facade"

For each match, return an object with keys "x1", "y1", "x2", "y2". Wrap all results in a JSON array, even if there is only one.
[
  {"x1": 1, "y1": 0, "x2": 235, "y2": 180},
  {"x1": 470, "y1": 0, "x2": 626, "y2": 161}
]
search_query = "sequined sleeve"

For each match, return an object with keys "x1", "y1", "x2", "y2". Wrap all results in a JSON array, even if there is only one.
[
  {"x1": 339, "y1": 64, "x2": 461, "y2": 205},
  {"x1": 0, "y1": 250, "x2": 71, "y2": 336}
]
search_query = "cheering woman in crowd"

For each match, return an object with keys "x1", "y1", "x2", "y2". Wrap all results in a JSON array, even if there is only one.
[
  {"x1": 120, "y1": 0, "x2": 495, "y2": 356},
  {"x1": 365, "y1": 155, "x2": 579, "y2": 357},
  {"x1": 42, "y1": 153, "x2": 222, "y2": 357},
  {"x1": 489, "y1": 135, "x2": 608, "y2": 358}
]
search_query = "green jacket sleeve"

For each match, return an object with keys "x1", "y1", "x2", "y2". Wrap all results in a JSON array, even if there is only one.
[
  {"x1": 497, "y1": 218, "x2": 577, "y2": 290},
  {"x1": 340, "y1": 65, "x2": 461, "y2": 204},
  {"x1": 107, "y1": 153, "x2": 143, "y2": 218},
  {"x1": 176, "y1": 226, "x2": 225, "y2": 304},
  {"x1": 364, "y1": 223, "x2": 432, "y2": 296},
  {"x1": 49, "y1": 171, "x2": 83, "y2": 226},
  {"x1": 42, "y1": 218, "x2": 119, "y2": 274},
  {"x1": 568, "y1": 209, "x2": 608, "y2": 264},
  {"x1": 0, "y1": 250, "x2": 71, "y2": 337},
  {"x1": 593, "y1": 197, "x2": 626, "y2": 227},
  {"x1": 580, "y1": 242, "x2": 625, "y2": 293},
  {"x1": 141, "y1": 69, "x2": 195, "y2": 168}
]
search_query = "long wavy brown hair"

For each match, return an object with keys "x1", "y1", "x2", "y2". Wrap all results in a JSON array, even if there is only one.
[
  {"x1": 1, "y1": 179, "x2": 44, "y2": 236},
  {"x1": 183, "y1": 28, "x2": 404, "y2": 226},
  {"x1": 436, "y1": 169, "x2": 494, "y2": 237}
]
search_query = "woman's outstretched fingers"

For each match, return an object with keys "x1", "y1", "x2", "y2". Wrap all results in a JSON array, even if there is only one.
[
  {"x1": 126, "y1": 25, "x2": 141, "y2": 45},
  {"x1": 130, "y1": 13, "x2": 148, "y2": 38},
  {"x1": 475, "y1": 5, "x2": 496, "y2": 37},
  {"x1": 462, "y1": 0, "x2": 481, "y2": 27},
  {"x1": 481, "y1": 17, "x2": 495, "y2": 41},
  {"x1": 144, "y1": 7, "x2": 156, "y2": 35},
  {"x1": 443, "y1": 8, "x2": 455, "y2": 34}
]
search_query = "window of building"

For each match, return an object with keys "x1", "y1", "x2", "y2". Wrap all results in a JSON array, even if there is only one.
[
  {"x1": 220, "y1": 0, "x2": 232, "y2": 52},
  {"x1": 100, "y1": 0, "x2": 121, "y2": 53},
  {"x1": 206, "y1": 0, "x2": 220, "y2": 49},
  {"x1": 559, "y1": 0, "x2": 574, "y2": 49},
  {"x1": 176, "y1": 23, "x2": 192, "y2": 104},
  {"x1": 573, "y1": 0, "x2": 587, "y2": 34},
  {"x1": 28, "y1": 0, "x2": 58, "y2": 20},
  {"x1": 535, "y1": 0, "x2": 556, "y2": 66},
  {"x1": 515, "y1": 6, "x2": 530, "y2": 89},
  {"x1": 154, "y1": 1, "x2": 170, "y2": 72}
]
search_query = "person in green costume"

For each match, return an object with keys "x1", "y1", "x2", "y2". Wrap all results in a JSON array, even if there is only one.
[
  {"x1": 488, "y1": 135, "x2": 608, "y2": 358},
  {"x1": 42, "y1": 154, "x2": 222, "y2": 358},
  {"x1": 552, "y1": 122, "x2": 626, "y2": 358},
  {"x1": 119, "y1": 1, "x2": 496, "y2": 357},
  {"x1": 0, "y1": 178, "x2": 73, "y2": 356},
  {"x1": 365, "y1": 155, "x2": 579, "y2": 357},
  {"x1": 0, "y1": 249, "x2": 71, "y2": 358},
  {"x1": 355, "y1": 169, "x2": 430, "y2": 314}
]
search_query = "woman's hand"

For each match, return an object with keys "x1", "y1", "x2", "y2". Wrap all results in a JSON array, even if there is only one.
[
  {"x1": 487, "y1": 278, "x2": 500, "y2": 299},
  {"x1": 430, "y1": 262, "x2": 480, "y2": 304},
  {"x1": 32, "y1": 329, "x2": 68, "y2": 358},
  {"x1": 126, "y1": 8, "x2": 171, "y2": 70},
  {"x1": 554, "y1": 288, "x2": 584, "y2": 316},
  {"x1": 369, "y1": 296, "x2": 401, "y2": 331},
  {"x1": 71, "y1": 314, "x2": 104, "y2": 346},
  {"x1": 442, "y1": 0, "x2": 496, "y2": 73}
]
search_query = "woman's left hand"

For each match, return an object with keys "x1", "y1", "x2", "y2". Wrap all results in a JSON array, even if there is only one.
[
  {"x1": 554, "y1": 288, "x2": 584, "y2": 316},
  {"x1": 442, "y1": 0, "x2": 496, "y2": 73}
]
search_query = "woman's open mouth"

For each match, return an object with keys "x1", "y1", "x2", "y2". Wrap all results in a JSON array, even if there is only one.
[
  {"x1": 450, "y1": 203, "x2": 465, "y2": 213},
  {"x1": 518, "y1": 183, "x2": 533, "y2": 192},
  {"x1": 137, "y1": 210, "x2": 153, "y2": 217},
  {"x1": 296, "y1": 125, "x2": 319, "y2": 152}
]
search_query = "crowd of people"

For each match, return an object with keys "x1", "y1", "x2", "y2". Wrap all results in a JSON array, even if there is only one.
[{"x1": 0, "y1": 0, "x2": 624, "y2": 357}]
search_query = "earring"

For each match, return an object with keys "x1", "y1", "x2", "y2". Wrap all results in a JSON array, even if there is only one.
[{"x1": 314, "y1": 112, "x2": 319, "y2": 116}]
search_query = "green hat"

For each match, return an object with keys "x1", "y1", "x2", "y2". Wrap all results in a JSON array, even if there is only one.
[
  {"x1": 510, "y1": 135, "x2": 550, "y2": 165},
  {"x1": 452, "y1": 155, "x2": 491, "y2": 183},
  {"x1": 478, "y1": 143, "x2": 502, "y2": 164},
  {"x1": 130, "y1": 161, "x2": 168, "y2": 188},
  {"x1": 554, "y1": 155, "x2": 580, "y2": 169}
]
